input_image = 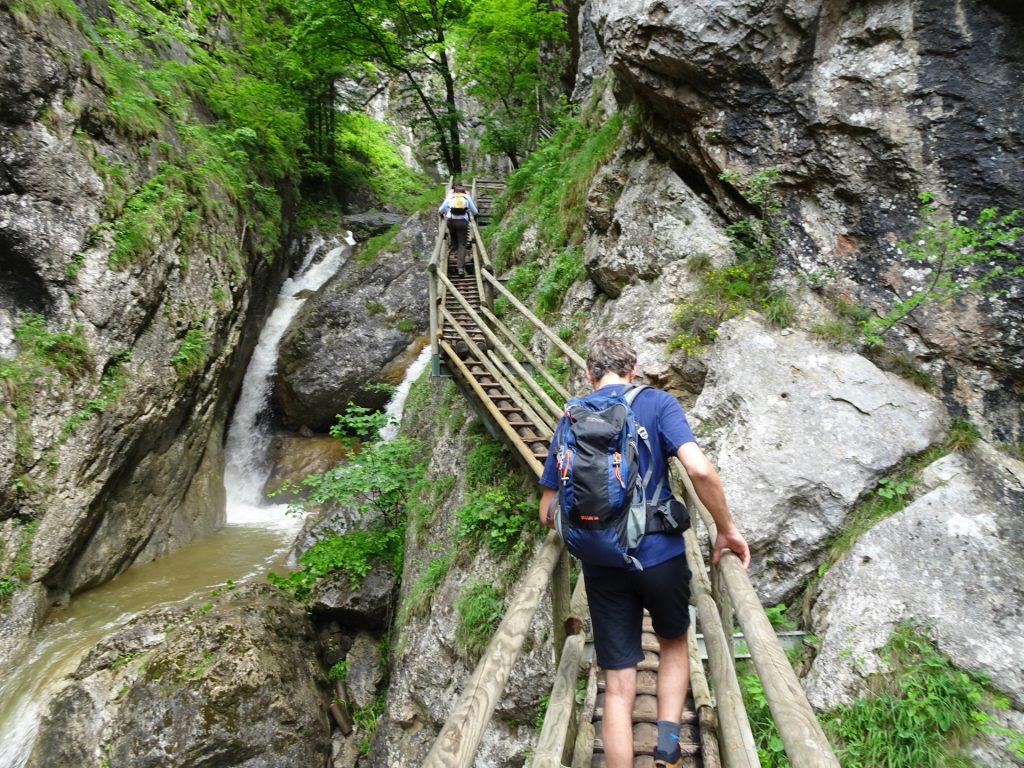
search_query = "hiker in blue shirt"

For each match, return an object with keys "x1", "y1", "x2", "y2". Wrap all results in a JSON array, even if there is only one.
[
  {"x1": 538, "y1": 336, "x2": 750, "y2": 768},
  {"x1": 438, "y1": 182, "x2": 478, "y2": 277}
]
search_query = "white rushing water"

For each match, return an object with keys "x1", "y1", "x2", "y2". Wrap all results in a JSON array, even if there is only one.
[
  {"x1": 0, "y1": 233, "x2": 352, "y2": 768},
  {"x1": 378, "y1": 344, "x2": 432, "y2": 442},
  {"x1": 223, "y1": 234, "x2": 353, "y2": 523}
]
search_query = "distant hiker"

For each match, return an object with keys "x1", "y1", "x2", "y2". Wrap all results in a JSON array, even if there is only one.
[
  {"x1": 438, "y1": 182, "x2": 478, "y2": 277},
  {"x1": 538, "y1": 336, "x2": 750, "y2": 768}
]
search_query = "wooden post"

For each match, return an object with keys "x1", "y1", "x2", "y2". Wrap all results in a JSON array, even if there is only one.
[
  {"x1": 689, "y1": 623, "x2": 722, "y2": 768},
  {"x1": 684, "y1": 528, "x2": 761, "y2": 768},
  {"x1": 551, "y1": 547, "x2": 571, "y2": 667},
  {"x1": 570, "y1": 662, "x2": 599, "y2": 768},
  {"x1": 422, "y1": 533, "x2": 565, "y2": 768},
  {"x1": 531, "y1": 632, "x2": 586, "y2": 768}
]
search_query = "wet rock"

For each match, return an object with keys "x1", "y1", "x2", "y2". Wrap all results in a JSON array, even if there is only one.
[
  {"x1": 263, "y1": 434, "x2": 351, "y2": 500},
  {"x1": 585, "y1": 0, "x2": 1024, "y2": 442},
  {"x1": 25, "y1": 584, "x2": 330, "y2": 768},
  {"x1": 310, "y1": 564, "x2": 397, "y2": 630},
  {"x1": 274, "y1": 212, "x2": 434, "y2": 433},
  {"x1": 343, "y1": 211, "x2": 406, "y2": 242},
  {"x1": 0, "y1": 3, "x2": 297, "y2": 658},
  {"x1": 805, "y1": 444, "x2": 1024, "y2": 710}
]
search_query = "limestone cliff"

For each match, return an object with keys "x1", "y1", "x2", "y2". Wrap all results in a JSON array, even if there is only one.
[
  {"x1": 585, "y1": 0, "x2": 1023, "y2": 442},
  {"x1": 0, "y1": 3, "x2": 296, "y2": 667}
]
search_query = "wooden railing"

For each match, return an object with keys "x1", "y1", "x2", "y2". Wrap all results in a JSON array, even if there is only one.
[{"x1": 422, "y1": 179, "x2": 840, "y2": 768}]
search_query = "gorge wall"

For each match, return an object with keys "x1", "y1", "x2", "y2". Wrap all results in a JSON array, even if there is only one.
[
  {"x1": 0, "y1": 3, "x2": 297, "y2": 668},
  {"x1": 586, "y1": 0, "x2": 1023, "y2": 443}
]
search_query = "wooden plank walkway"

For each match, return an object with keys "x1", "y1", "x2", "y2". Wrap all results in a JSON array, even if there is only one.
[{"x1": 437, "y1": 179, "x2": 707, "y2": 768}]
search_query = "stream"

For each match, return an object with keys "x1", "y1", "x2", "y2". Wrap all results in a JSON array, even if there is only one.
[{"x1": 0, "y1": 232, "x2": 426, "y2": 767}]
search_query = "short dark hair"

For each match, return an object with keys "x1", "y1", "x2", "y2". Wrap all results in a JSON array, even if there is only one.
[{"x1": 586, "y1": 336, "x2": 637, "y2": 380}]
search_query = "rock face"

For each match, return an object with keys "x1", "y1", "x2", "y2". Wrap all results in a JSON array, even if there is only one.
[
  {"x1": 586, "y1": 0, "x2": 1024, "y2": 443},
  {"x1": 370, "y1": 376, "x2": 554, "y2": 768},
  {"x1": 805, "y1": 444, "x2": 1024, "y2": 711},
  {"x1": 690, "y1": 315, "x2": 949, "y2": 603},
  {"x1": 0, "y1": 7, "x2": 294, "y2": 667},
  {"x1": 274, "y1": 212, "x2": 433, "y2": 432},
  {"x1": 25, "y1": 584, "x2": 330, "y2": 768}
]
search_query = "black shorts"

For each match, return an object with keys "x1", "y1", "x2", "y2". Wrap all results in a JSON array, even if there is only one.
[{"x1": 584, "y1": 554, "x2": 691, "y2": 670}]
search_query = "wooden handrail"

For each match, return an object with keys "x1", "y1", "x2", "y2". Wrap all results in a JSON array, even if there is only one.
[
  {"x1": 673, "y1": 460, "x2": 840, "y2": 768},
  {"x1": 421, "y1": 531, "x2": 565, "y2": 768},
  {"x1": 480, "y1": 270, "x2": 587, "y2": 373}
]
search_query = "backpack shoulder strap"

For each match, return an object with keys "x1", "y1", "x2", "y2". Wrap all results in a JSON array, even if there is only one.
[{"x1": 623, "y1": 383, "x2": 649, "y2": 405}]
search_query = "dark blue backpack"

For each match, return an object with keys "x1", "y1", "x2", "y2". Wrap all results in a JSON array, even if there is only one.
[{"x1": 550, "y1": 385, "x2": 658, "y2": 569}]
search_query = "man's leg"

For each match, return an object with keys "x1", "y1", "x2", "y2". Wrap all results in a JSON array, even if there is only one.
[
  {"x1": 454, "y1": 218, "x2": 468, "y2": 273},
  {"x1": 585, "y1": 567, "x2": 645, "y2": 768},
  {"x1": 640, "y1": 554, "x2": 692, "y2": 764},
  {"x1": 603, "y1": 666, "x2": 638, "y2": 768},
  {"x1": 656, "y1": 633, "x2": 689, "y2": 721}
]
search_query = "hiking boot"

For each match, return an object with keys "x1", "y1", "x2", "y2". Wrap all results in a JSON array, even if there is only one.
[{"x1": 653, "y1": 749, "x2": 683, "y2": 768}]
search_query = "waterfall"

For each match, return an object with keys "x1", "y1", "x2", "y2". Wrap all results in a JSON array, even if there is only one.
[
  {"x1": 378, "y1": 344, "x2": 432, "y2": 442},
  {"x1": 223, "y1": 234, "x2": 353, "y2": 524}
]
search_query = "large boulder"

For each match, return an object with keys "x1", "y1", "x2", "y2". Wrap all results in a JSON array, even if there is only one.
[
  {"x1": 584, "y1": 152, "x2": 732, "y2": 299},
  {"x1": 805, "y1": 443, "x2": 1024, "y2": 712},
  {"x1": 25, "y1": 584, "x2": 330, "y2": 768},
  {"x1": 690, "y1": 315, "x2": 949, "y2": 604},
  {"x1": 274, "y1": 212, "x2": 433, "y2": 433},
  {"x1": 310, "y1": 564, "x2": 398, "y2": 629}
]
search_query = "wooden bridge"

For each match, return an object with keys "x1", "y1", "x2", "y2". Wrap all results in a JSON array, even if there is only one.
[{"x1": 423, "y1": 180, "x2": 839, "y2": 768}]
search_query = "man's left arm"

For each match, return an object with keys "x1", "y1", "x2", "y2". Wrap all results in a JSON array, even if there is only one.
[
  {"x1": 538, "y1": 486, "x2": 557, "y2": 529},
  {"x1": 676, "y1": 442, "x2": 750, "y2": 568}
]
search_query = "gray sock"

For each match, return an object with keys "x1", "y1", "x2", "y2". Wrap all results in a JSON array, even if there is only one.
[{"x1": 655, "y1": 719, "x2": 680, "y2": 756}]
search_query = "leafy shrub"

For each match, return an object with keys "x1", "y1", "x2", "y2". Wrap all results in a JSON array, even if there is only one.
[
  {"x1": 269, "y1": 525, "x2": 404, "y2": 598},
  {"x1": 11, "y1": 313, "x2": 91, "y2": 379},
  {"x1": 739, "y1": 670, "x2": 788, "y2": 768},
  {"x1": 398, "y1": 552, "x2": 453, "y2": 624},
  {"x1": 330, "y1": 403, "x2": 392, "y2": 445},
  {"x1": 536, "y1": 246, "x2": 586, "y2": 316},
  {"x1": 823, "y1": 625, "x2": 1017, "y2": 768},
  {"x1": 670, "y1": 168, "x2": 790, "y2": 356},
  {"x1": 493, "y1": 111, "x2": 624, "y2": 288},
  {"x1": 456, "y1": 483, "x2": 535, "y2": 555},
  {"x1": 170, "y1": 326, "x2": 208, "y2": 378},
  {"x1": 61, "y1": 350, "x2": 131, "y2": 438},
  {"x1": 269, "y1": 435, "x2": 424, "y2": 599},
  {"x1": 863, "y1": 194, "x2": 1022, "y2": 345},
  {"x1": 454, "y1": 580, "x2": 504, "y2": 660}
]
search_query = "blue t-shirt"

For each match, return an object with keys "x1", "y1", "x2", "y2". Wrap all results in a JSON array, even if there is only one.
[{"x1": 540, "y1": 384, "x2": 696, "y2": 572}]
